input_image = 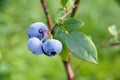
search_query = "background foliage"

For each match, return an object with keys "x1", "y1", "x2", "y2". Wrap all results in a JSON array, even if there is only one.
[{"x1": 0, "y1": 0, "x2": 120, "y2": 80}]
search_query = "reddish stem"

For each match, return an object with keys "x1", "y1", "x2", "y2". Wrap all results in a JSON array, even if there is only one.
[
  {"x1": 63, "y1": 58, "x2": 74, "y2": 80},
  {"x1": 40, "y1": 0, "x2": 53, "y2": 29}
]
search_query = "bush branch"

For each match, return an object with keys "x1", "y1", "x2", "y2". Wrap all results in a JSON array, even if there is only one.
[
  {"x1": 40, "y1": 0, "x2": 81, "y2": 80},
  {"x1": 40, "y1": 0, "x2": 53, "y2": 29},
  {"x1": 63, "y1": 0, "x2": 81, "y2": 80}
]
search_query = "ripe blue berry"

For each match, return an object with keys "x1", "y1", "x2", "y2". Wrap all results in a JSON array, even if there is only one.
[
  {"x1": 27, "y1": 37, "x2": 43, "y2": 55},
  {"x1": 43, "y1": 39, "x2": 62, "y2": 56},
  {"x1": 28, "y1": 22, "x2": 48, "y2": 40}
]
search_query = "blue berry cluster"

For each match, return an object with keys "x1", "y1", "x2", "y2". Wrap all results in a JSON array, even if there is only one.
[{"x1": 27, "y1": 22, "x2": 62, "y2": 56}]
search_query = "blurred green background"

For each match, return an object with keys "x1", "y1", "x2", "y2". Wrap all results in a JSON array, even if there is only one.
[{"x1": 0, "y1": 0, "x2": 120, "y2": 80}]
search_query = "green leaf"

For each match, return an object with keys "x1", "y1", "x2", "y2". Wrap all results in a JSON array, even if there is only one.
[
  {"x1": 108, "y1": 25, "x2": 119, "y2": 42},
  {"x1": 52, "y1": 25, "x2": 62, "y2": 36},
  {"x1": 56, "y1": 31, "x2": 98, "y2": 64},
  {"x1": 61, "y1": 0, "x2": 74, "y2": 9},
  {"x1": 61, "y1": 0, "x2": 69, "y2": 7},
  {"x1": 66, "y1": 0, "x2": 74, "y2": 9},
  {"x1": 59, "y1": 43, "x2": 70, "y2": 61},
  {"x1": 55, "y1": 8, "x2": 65, "y2": 24},
  {"x1": 108, "y1": 25, "x2": 118, "y2": 36},
  {"x1": 54, "y1": 29, "x2": 69, "y2": 62},
  {"x1": 63, "y1": 18, "x2": 84, "y2": 32}
]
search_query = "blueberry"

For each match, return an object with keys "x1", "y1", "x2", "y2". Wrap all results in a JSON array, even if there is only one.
[
  {"x1": 28, "y1": 22, "x2": 48, "y2": 40},
  {"x1": 43, "y1": 39, "x2": 62, "y2": 56},
  {"x1": 27, "y1": 37, "x2": 43, "y2": 55}
]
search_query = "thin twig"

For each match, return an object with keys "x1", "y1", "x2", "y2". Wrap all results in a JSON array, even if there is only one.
[
  {"x1": 40, "y1": 0, "x2": 53, "y2": 29},
  {"x1": 51, "y1": 5, "x2": 77, "y2": 33},
  {"x1": 110, "y1": 42, "x2": 120, "y2": 46},
  {"x1": 97, "y1": 31, "x2": 120, "y2": 49},
  {"x1": 61, "y1": 4, "x2": 77, "y2": 20},
  {"x1": 97, "y1": 35, "x2": 111, "y2": 50}
]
